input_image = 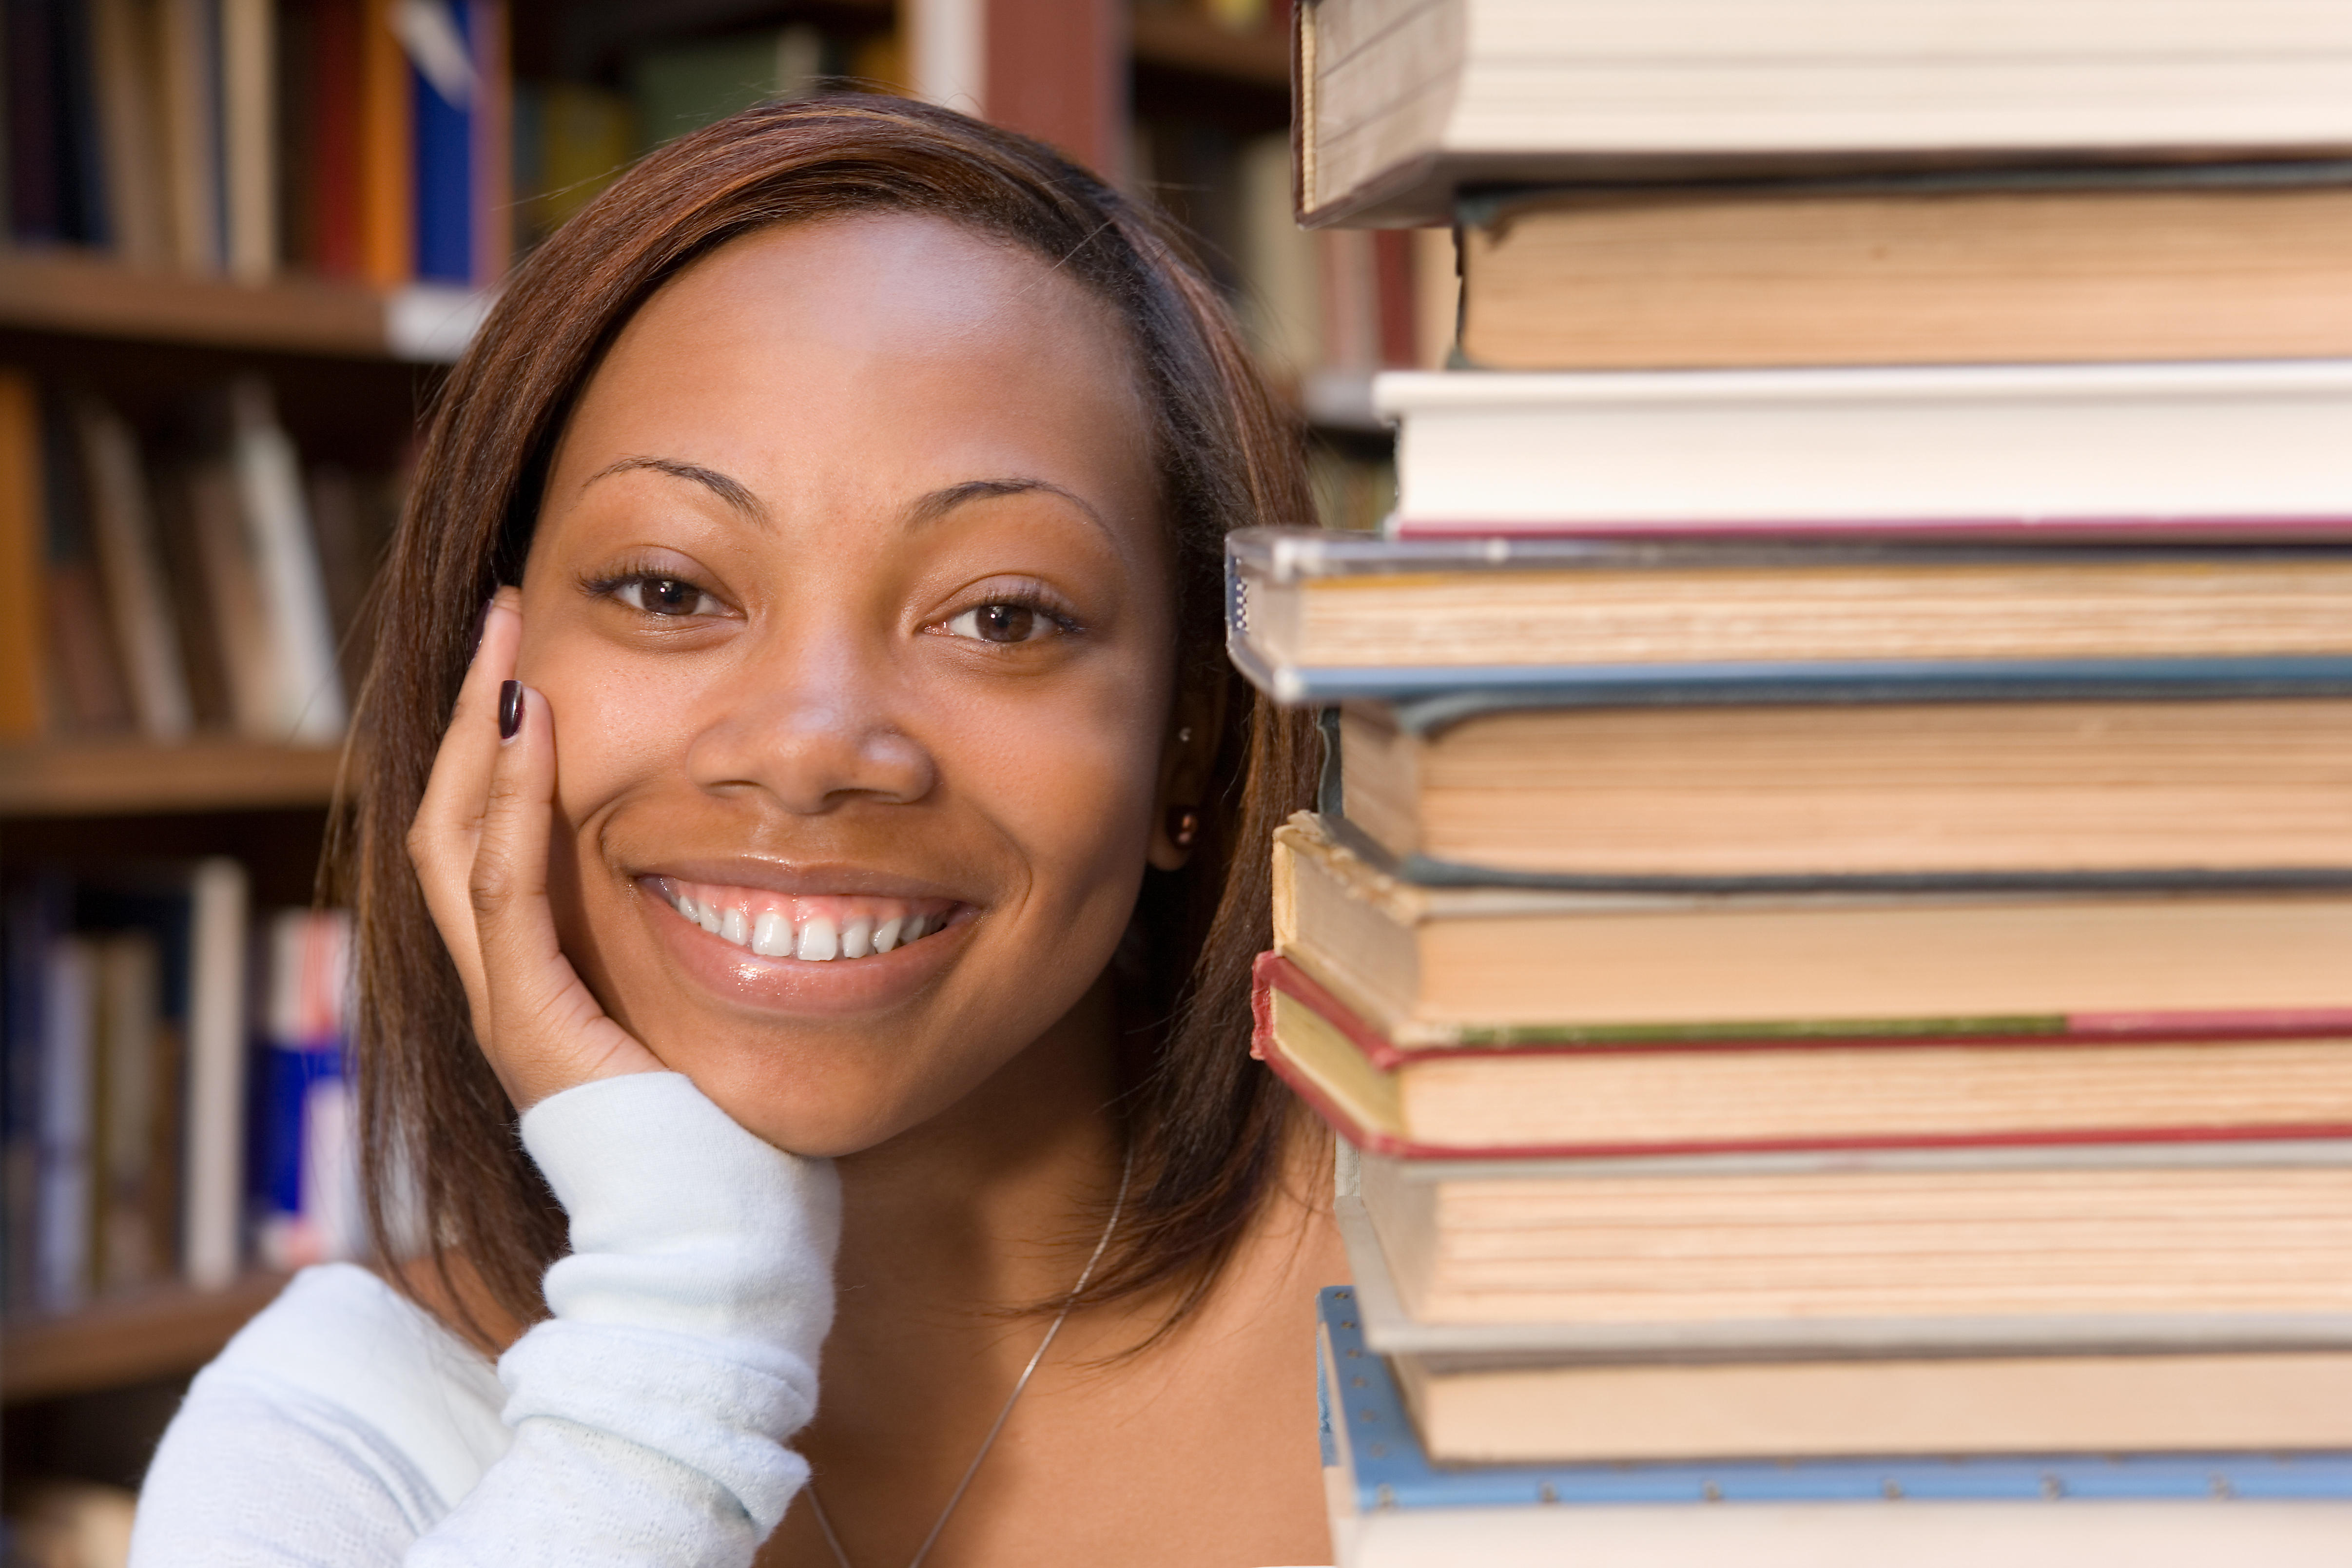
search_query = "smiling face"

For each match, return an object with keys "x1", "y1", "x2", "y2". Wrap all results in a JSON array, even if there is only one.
[{"x1": 515, "y1": 213, "x2": 1179, "y2": 1156}]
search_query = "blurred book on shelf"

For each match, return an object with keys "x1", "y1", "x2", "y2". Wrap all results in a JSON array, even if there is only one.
[
  {"x1": 7, "y1": 0, "x2": 511, "y2": 290},
  {"x1": 249, "y1": 908, "x2": 361, "y2": 1272},
  {"x1": 2, "y1": 858, "x2": 362, "y2": 1315},
  {"x1": 4, "y1": 857, "x2": 253, "y2": 1312},
  {"x1": 0, "y1": 366, "x2": 394, "y2": 748}
]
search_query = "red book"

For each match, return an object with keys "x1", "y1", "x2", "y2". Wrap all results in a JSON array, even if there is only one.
[
  {"x1": 309, "y1": 0, "x2": 363, "y2": 278},
  {"x1": 1253, "y1": 951, "x2": 2352, "y2": 1161}
]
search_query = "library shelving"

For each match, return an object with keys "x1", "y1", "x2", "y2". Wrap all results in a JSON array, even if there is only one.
[
  {"x1": 0, "y1": 2, "x2": 1381, "y2": 1530},
  {"x1": 2, "y1": 1271, "x2": 293, "y2": 1406}
]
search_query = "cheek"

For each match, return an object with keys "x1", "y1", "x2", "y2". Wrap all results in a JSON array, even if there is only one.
[
  {"x1": 518, "y1": 629, "x2": 695, "y2": 825},
  {"x1": 961, "y1": 667, "x2": 1168, "y2": 911}
]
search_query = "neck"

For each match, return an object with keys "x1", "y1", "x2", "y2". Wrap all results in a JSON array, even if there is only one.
[{"x1": 829, "y1": 972, "x2": 1131, "y2": 1322}]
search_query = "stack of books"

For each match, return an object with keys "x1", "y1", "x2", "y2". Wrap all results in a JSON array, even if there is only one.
[{"x1": 1254, "y1": 0, "x2": 2352, "y2": 1560}]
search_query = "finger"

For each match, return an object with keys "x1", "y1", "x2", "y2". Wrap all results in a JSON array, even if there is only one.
[
  {"x1": 409, "y1": 590, "x2": 524, "y2": 1025},
  {"x1": 468, "y1": 679, "x2": 662, "y2": 1109}
]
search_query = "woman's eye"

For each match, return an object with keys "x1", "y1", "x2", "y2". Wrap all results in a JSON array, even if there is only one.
[
  {"x1": 944, "y1": 602, "x2": 1053, "y2": 644},
  {"x1": 615, "y1": 576, "x2": 719, "y2": 617}
]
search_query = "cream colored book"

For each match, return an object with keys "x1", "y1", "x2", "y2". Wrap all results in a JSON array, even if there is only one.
[
  {"x1": 1297, "y1": 0, "x2": 2352, "y2": 226},
  {"x1": 1271, "y1": 813, "x2": 2352, "y2": 1045}
]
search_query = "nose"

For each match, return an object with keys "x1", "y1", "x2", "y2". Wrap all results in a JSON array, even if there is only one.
[{"x1": 683, "y1": 624, "x2": 937, "y2": 814}]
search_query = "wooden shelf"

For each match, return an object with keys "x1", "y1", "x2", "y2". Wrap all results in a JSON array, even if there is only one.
[
  {"x1": 3, "y1": 1272, "x2": 290, "y2": 1403},
  {"x1": 0, "y1": 249, "x2": 485, "y2": 362},
  {"x1": 0, "y1": 740, "x2": 351, "y2": 817},
  {"x1": 1131, "y1": 4, "x2": 1289, "y2": 87}
]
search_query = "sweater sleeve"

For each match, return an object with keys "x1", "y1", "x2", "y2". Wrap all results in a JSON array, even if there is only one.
[{"x1": 130, "y1": 1071, "x2": 838, "y2": 1568}]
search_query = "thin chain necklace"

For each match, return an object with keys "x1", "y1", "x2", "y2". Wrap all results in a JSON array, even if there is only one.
[{"x1": 805, "y1": 1145, "x2": 1135, "y2": 1568}]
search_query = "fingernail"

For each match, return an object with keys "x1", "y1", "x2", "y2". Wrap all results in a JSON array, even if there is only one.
[{"x1": 499, "y1": 680, "x2": 523, "y2": 739}]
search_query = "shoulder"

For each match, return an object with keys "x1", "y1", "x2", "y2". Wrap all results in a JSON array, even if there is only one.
[{"x1": 160, "y1": 1264, "x2": 512, "y2": 1524}]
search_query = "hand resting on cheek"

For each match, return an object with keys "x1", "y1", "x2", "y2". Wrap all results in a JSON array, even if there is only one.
[{"x1": 408, "y1": 586, "x2": 667, "y2": 1112}]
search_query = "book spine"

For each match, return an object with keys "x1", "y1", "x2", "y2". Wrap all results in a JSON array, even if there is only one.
[
  {"x1": 158, "y1": 0, "x2": 224, "y2": 271},
  {"x1": 408, "y1": 0, "x2": 473, "y2": 284},
  {"x1": 358, "y1": 0, "x2": 412, "y2": 288},
  {"x1": 93, "y1": 932, "x2": 164, "y2": 1293},
  {"x1": 228, "y1": 378, "x2": 346, "y2": 741},
  {"x1": 180, "y1": 857, "x2": 248, "y2": 1290},
  {"x1": 251, "y1": 909, "x2": 358, "y2": 1270},
  {"x1": 77, "y1": 398, "x2": 195, "y2": 741},
  {"x1": 0, "y1": 369, "x2": 49, "y2": 739},
  {"x1": 6, "y1": 0, "x2": 63, "y2": 243},
  {"x1": 467, "y1": 0, "x2": 510, "y2": 286},
  {"x1": 90, "y1": 0, "x2": 171, "y2": 266},
  {"x1": 310, "y1": 0, "x2": 365, "y2": 276},
  {"x1": 219, "y1": 0, "x2": 275, "y2": 281},
  {"x1": 2, "y1": 879, "x2": 57, "y2": 1311},
  {"x1": 36, "y1": 936, "x2": 96, "y2": 1313}
]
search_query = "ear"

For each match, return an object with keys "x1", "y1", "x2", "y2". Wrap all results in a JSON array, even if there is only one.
[{"x1": 1147, "y1": 677, "x2": 1229, "y2": 871}]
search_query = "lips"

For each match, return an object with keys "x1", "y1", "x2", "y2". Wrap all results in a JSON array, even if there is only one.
[{"x1": 649, "y1": 876, "x2": 960, "y2": 963}]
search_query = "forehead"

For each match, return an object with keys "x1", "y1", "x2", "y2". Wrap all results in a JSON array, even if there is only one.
[{"x1": 542, "y1": 213, "x2": 1157, "y2": 533}]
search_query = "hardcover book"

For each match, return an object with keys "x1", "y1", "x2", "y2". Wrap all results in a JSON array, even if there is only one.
[
  {"x1": 1253, "y1": 952, "x2": 2352, "y2": 1160},
  {"x1": 1295, "y1": 0, "x2": 2352, "y2": 227},
  {"x1": 1272, "y1": 813, "x2": 2352, "y2": 1042},
  {"x1": 1315, "y1": 1289, "x2": 2352, "y2": 1567},
  {"x1": 1225, "y1": 527, "x2": 2352, "y2": 704},
  {"x1": 1368, "y1": 361, "x2": 2352, "y2": 538}
]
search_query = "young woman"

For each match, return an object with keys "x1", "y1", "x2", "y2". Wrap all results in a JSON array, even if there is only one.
[{"x1": 130, "y1": 100, "x2": 1346, "y2": 1567}]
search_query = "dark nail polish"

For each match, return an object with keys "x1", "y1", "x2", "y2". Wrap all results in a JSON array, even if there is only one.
[{"x1": 498, "y1": 680, "x2": 523, "y2": 739}]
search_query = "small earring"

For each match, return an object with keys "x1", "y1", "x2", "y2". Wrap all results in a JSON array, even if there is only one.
[
  {"x1": 1177, "y1": 726, "x2": 1193, "y2": 745},
  {"x1": 1169, "y1": 807, "x2": 1199, "y2": 849}
]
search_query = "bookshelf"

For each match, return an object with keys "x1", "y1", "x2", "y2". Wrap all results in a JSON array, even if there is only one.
[
  {"x1": 0, "y1": 741, "x2": 348, "y2": 818},
  {"x1": 0, "y1": 8, "x2": 1354, "y2": 1539},
  {"x1": 1, "y1": 1272, "x2": 291, "y2": 1405},
  {"x1": 0, "y1": 251, "x2": 484, "y2": 363}
]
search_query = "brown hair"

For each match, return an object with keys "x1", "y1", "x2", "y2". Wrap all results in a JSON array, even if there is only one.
[{"x1": 348, "y1": 97, "x2": 1322, "y2": 1344}]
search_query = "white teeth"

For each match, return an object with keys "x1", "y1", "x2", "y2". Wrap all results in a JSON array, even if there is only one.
[
  {"x1": 797, "y1": 915, "x2": 839, "y2": 962},
  {"x1": 752, "y1": 910, "x2": 792, "y2": 957},
  {"x1": 668, "y1": 886, "x2": 946, "y2": 961}
]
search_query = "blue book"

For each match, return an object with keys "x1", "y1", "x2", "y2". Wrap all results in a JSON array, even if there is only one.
[
  {"x1": 1315, "y1": 1287, "x2": 2352, "y2": 1566},
  {"x1": 410, "y1": 0, "x2": 473, "y2": 284},
  {"x1": 1, "y1": 870, "x2": 68, "y2": 1311},
  {"x1": 1318, "y1": 1287, "x2": 2352, "y2": 1510}
]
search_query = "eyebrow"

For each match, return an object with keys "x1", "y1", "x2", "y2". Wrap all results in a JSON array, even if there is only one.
[
  {"x1": 584, "y1": 456, "x2": 767, "y2": 523},
  {"x1": 909, "y1": 477, "x2": 1109, "y2": 538}
]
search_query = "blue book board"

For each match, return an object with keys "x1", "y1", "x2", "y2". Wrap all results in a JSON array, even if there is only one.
[{"x1": 1316, "y1": 1287, "x2": 2352, "y2": 1512}]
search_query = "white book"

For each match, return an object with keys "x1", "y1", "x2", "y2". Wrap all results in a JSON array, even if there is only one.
[
  {"x1": 227, "y1": 379, "x2": 345, "y2": 742},
  {"x1": 1298, "y1": 0, "x2": 2352, "y2": 225},
  {"x1": 1376, "y1": 361, "x2": 2352, "y2": 534}
]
